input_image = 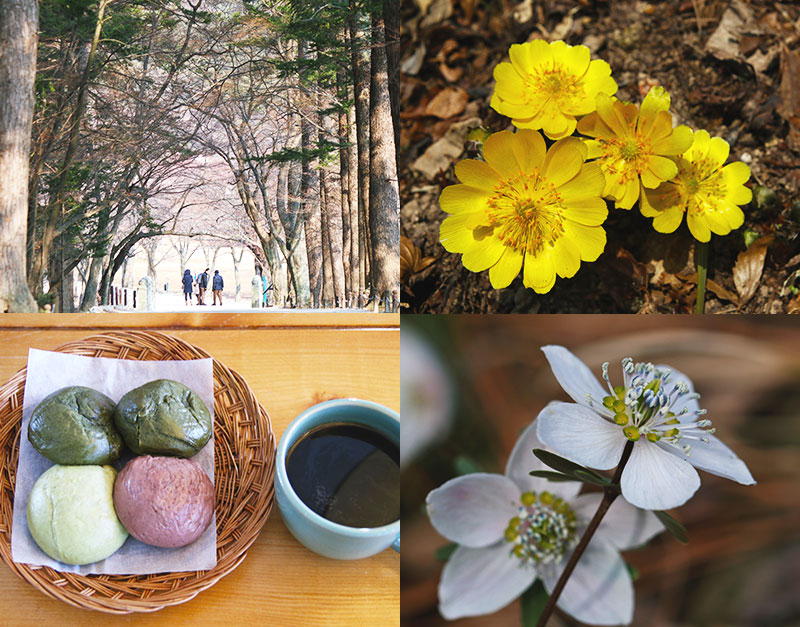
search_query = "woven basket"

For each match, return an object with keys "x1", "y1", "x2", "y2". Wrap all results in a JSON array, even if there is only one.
[{"x1": 0, "y1": 330, "x2": 275, "y2": 613}]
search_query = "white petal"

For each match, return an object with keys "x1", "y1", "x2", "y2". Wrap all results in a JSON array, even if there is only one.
[
  {"x1": 426, "y1": 474, "x2": 520, "y2": 547},
  {"x1": 658, "y1": 365, "x2": 700, "y2": 419},
  {"x1": 536, "y1": 402, "x2": 628, "y2": 471},
  {"x1": 542, "y1": 537, "x2": 634, "y2": 625},
  {"x1": 542, "y1": 345, "x2": 612, "y2": 415},
  {"x1": 439, "y1": 544, "x2": 536, "y2": 619},
  {"x1": 505, "y1": 418, "x2": 582, "y2": 500},
  {"x1": 620, "y1": 441, "x2": 700, "y2": 510},
  {"x1": 573, "y1": 493, "x2": 664, "y2": 551},
  {"x1": 660, "y1": 434, "x2": 755, "y2": 485}
]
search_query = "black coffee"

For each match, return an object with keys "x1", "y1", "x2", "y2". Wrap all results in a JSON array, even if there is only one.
[{"x1": 286, "y1": 422, "x2": 399, "y2": 528}]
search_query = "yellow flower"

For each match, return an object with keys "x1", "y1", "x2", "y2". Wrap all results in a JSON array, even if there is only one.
[
  {"x1": 438, "y1": 129, "x2": 607, "y2": 294},
  {"x1": 490, "y1": 40, "x2": 617, "y2": 140},
  {"x1": 640, "y1": 130, "x2": 751, "y2": 242},
  {"x1": 577, "y1": 86, "x2": 693, "y2": 210}
]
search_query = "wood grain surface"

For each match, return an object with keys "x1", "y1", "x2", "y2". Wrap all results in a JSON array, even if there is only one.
[{"x1": 0, "y1": 313, "x2": 399, "y2": 626}]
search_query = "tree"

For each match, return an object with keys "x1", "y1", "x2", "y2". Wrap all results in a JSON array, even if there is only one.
[
  {"x1": 368, "y1": 6, "x2": 400, "y2": 304},
  {"x1": 0, "y1": 0, "x2": 38, "y2": 312}
]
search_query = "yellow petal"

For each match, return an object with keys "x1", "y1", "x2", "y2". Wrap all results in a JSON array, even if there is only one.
[
  {"x1": 722, "y1": 161, "x2": 751, "y2": 186},
  {"x1": 651, "y1": 125, "x2": 693, "y2": 155},
  {"x1": 645, "y1": 155, "x2": 678, "y2": 186},
  {"x1": 576, "y1": 112, "x2": 616, "y2": 141},
  {"x1": 488, "y1": 247, "x2": 523, "y2": 288},
  {"x1": 550, "y1": 236, "x2": 581, "y2": 278},
  {"x1": 704, "y1": 209, "x2": 732, "y2": 236},
  {"x1": 686, "y1": 211, "x2": 711, "y2": 242},
  {"x1": 543, "y1": 137, "x2": 587, "y2": 187},
  {"x1": 637, "y1": 86, "x2": 670, "y2": 136},
  {"x1": 582, "y1": 59, "x2": 617, "y2": 98},
  {"x1": 723, "y1": 205, "x2": 745, "y2": 230},
  {"x1": 551, "y1": 40, "x2": 590, "y2": 77},
  {"x1": 595, "y1": 93, "x2": 631, "y2": 139},
  {"x1": 707, "y1": 136, "x2": 730, "y2": 168},
  {"x1": 727, "y1": 183, "x2": 752, "y2": 206},
  {"x1": 688, "y1": 129, "x2": 710, "y2": 161},
  {"x1": 454, "y1": 160, "x2": 502, "y2": 191},
  {"x1": 564, "y1": 221, "x2": 606, "y2": 261},
  {"x1": 531, "y1": 101, "x2": 574, "y2": 139},
  {"x1": 461, "y1": 237, "x2": 505, "y2": 271},
  {"x1": 440, "y1": 213, "x2": 481, "y2": 252},
  {"x1": 584, "y1": 139, "x2": 605, "y2": 159},
  {"x1": 493, "y1": 62, "x2": 526, "y2": 102},
  {"x1": 651, "y1": 206, "x2": 685, "y2": 233},
  {"x1": 510, "y1": 40, "x2": 551, "y2": 75},
  {"x1": 559, "y1": 161, "x2": 606, "y2": 200},
  {"x1": 511, "y1": 129, "x2": 546, "y2": 171},
  {"x1": 647, "y1": 111, "x2": 674, "y2": 140},
  {"x1": 616, "y1": 178, "x2": 640, "y2": 209},
  {"x1": 562, "y1": 195, "x2": 608, "y2": 226},
  {"x1": 640, "y1": 167, "x2": 662, "y2": 189},
  {"x1": 439, "y1": 184, "x2": 492, "y2": 214},
  {"x1": 482, "y1": 131, "x2": 519, "y2": 179},
  {"x1": 523, "y1": 250, "x2": 556, "y2": 293}
]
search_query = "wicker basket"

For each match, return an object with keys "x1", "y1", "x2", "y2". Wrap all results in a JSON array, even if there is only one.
[{"x1": 0, "y1": 330, "x2": 275, "y2": 613}]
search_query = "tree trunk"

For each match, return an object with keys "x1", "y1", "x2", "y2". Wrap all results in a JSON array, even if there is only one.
[
  {"x1": 347, "y1": 96, "x2": 360, "y2": 305},
  {"x1": 383, "y1": 0, "x2": 401, "y2": 173},
  {"x1": 79, "y1": 254, "x2": 104, "y2": 311},
  {"x1": 283, "y1": 143, "x2": 311, "y2": 307},
  {"x1": 369, "y1": 10, "x2": 401, "y2": 303},
  {"x1": 0, "y1": 0, "x2": 38, "y2": 312},
  {"x1": 300, "y1": 43, "x2": 322, "y2": 308},
  {"x1": 337, "y1": 60, "x2": 352, "y2": 305},
  {"x1": 320, "y1": 107, "x2": 346, "y2": 308},
  {"x1": 31, "y1": 0, "x2": 109, "y2": 296},
  {"x1": 350, "y1": 2, "x2": 371, "y2": 294},
  {"x1": 230, "y1": 247, "x2": 243, "y2": 302},
  {"x1": 320, "y1": 186, "x2": 335, "y2": 307}
]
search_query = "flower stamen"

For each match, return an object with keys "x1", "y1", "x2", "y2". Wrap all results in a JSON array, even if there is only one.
[{"x1": 504, "y1": 490, "x2": 578, "y2": 566}]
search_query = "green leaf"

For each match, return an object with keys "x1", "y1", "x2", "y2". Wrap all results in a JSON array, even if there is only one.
[
  {"x1": 532, "y1": 448, "x2": 588, "y2": 476},
  {"x1": 435, "y1": 543, "x2": 458, "y2": 562},
  {"x1": 528, "y1": 470, "x2": 578, "y2": 482},
  {"x1": 653, "y1": 510, "x2": 688, "y2": 543},
  {"x1": 453, "y1": 455, "x2": 482, "y2": 476},
  {"x1": 520, "y1": 579, "x2": 549, "y2": 626},
  {"x1": 575, "y1": 469, "x2": 613, "y2": 487}
]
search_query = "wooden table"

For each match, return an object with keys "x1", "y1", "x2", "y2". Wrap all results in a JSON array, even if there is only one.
[{"x1": 0, "y1": 313, "x2": 400, "y2": 626}]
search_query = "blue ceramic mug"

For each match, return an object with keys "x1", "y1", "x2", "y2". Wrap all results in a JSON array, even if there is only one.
[{"x1": 275, "y1": 398, "x2": 400, "y2": 560}]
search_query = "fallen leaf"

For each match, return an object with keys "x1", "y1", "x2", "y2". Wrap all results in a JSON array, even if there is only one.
[
  {"x1": 401, "y1": 236, "x2": 436, "y2": 282},
  {"x1": 401, "y1": 43, "x2": 426, "y2": 76},
  {"x1": 733, "y1": 235, "x2": 774, "y2": 305},
  {"x1": 425, "y1": 87, "x2": 469, "y2": 119},
  {"x1": 705, "y1": 0, "x2": 754, "y2": 61},
  {"x1": 778, "y1": 44, "x2": 800, "y2": 151},
  {"x1": 682, "y1": 273, "x2": 740, "y2": 305},
  {"x1": 411, "y1": 116, "x2": 481, "y2": 179}
]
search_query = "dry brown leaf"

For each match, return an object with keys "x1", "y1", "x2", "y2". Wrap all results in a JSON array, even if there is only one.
[
  {"x1": 682, "y1": 273, "x2": 740, "y2": 305},
  {"x1": 425, "y1": 87, "x2": 469, "y2": 119},
  {"x1": 401, "y1": 236, "x2": 436, "y2": 282},
  {"x1": 733, "y1": 235, "x2": 774, "y2": 305},
  {"x1": 778, "y1": 45, "x2": 800, "y2": 151}
]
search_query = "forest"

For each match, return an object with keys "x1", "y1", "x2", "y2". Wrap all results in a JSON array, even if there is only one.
[{"x1": 0, "y1": 0, "x2": 400, "y2": 312}]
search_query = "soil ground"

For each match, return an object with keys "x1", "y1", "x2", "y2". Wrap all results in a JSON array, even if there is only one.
[{"x1": 400, "y1": 0, "x2": 800, "y2": 313}]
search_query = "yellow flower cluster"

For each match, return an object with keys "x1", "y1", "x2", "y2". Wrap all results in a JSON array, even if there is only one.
[{"x1": 439, "y1": 39, "x2": 753, "y2": 293}]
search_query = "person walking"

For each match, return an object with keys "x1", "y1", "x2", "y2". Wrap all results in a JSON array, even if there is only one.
[
  {"x1": 212, "y1": 270, "x2": 224, "y2": 306},
  {"x1": 197, "y1": 268, "x2": 209, "y2": 305},
  {"x1": 261, "y1": 273, "x2": 272, "y2": 308},
  {"x1": 182, "y1": 269, "x2": 193, "y2": 306}
]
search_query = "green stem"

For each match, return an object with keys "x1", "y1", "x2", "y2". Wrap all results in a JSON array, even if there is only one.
[
  {"x1": 695, "y1": 240, "x2": 709, "y2": 314},
  {"x1": 535, "y1": 440, "x2": 635, "y2": 627}
]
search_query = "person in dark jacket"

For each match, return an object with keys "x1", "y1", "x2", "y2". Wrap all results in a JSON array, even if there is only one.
[
  {"x1": 212, "y1": 270, "x2": 224, "y2": 305},
  {"x1": 182, "y1": 269, "x2": 193, "y2": 305},
  {"x1": 197, "y1": 268, "x2": 209, "y2": 305}
]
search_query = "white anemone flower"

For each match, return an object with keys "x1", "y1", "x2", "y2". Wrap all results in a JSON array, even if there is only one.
[
  {"x1": 537, "y1": 345, "x2": 756, "y2": 510},
  {"x1": 426, "y1": 420, "x2": 663, "y2": 625}
]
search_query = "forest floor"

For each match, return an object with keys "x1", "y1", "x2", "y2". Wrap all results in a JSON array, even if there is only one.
[{"x1": 400, "y1": 0, "x2": 800, "y2": 313}]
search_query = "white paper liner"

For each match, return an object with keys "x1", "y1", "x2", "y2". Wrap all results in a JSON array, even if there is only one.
[{"x1": 11, "y1": 349, "x2": 216, "y2": 574}]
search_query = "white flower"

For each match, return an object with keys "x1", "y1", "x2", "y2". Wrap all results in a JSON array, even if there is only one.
[
  {"x1": 426, "y1": 420, "x2": 663, "y2": 625},
  {"x1": 537, "y1": 345, "x2": 756, "y2": 511},
  {"x1": 400, "y1": 330, "x2": 453, "y2": 467}
]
